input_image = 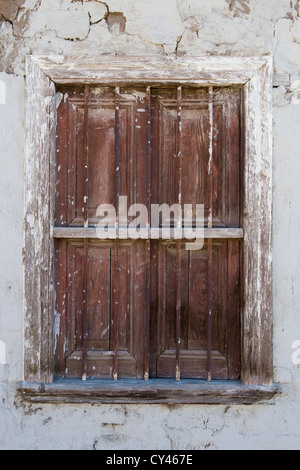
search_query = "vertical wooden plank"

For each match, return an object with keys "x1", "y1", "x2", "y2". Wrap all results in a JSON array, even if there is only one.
[
  {"x1": 158, "y1": 88, "x2": 177, "y2": 210},
  {"x1": 227, "y1": 89, "x2": 241, "y2": 227},
  {"x1": 175, "y1": 241, "x2": 182, "y2": 382},
  {"x1": 149, "y1": 91, "x2": 159, "y2": 378},
  {"x1": 55, "y1": 91, "x2": 68, "y2": 227},
  {"x1": 180, "y1": 250, "x2": 189, "y2": 351},
  {"x1": 86, "y1": 246, "x2": 110, "y2": 350},
  {"x1": 157, "y1": 243, "x2": 167, "y2": 368},
  {"x1": 65, "y1": 242, "x2": 76, "y2": 360},
  {"x1": 53, "y1": 239, "x2": 67, "y2": 376},
  {"x1": 180, "y1": 91, "x2": 208, "y2": 224},
  {"x1": 144, "y1": 86, "x2": 151, "y2": 380},
  {"x1": 214, "y1": 241, "x2": 227, "y2": 367},
  {"x1": 176, "y1": 86, "x2": 182, "y2": 382},
  {"x1": 83, "y1": 86, "x2": 89, "y2": 229},
  {"x1": 227, "y1": 240, "x2": 241, "y2": 379},
  {"x1": 54, "y1": 88, "x2": 68, "y2": 376},
  {"x1": 66, "y1": 95, "x2": 77, "y2": 226},
  {"x1": 75, "y1": 103, "x2": 85, "y2": 222},
  {"x1": 24, "y1": 57, "x2": 56, "y2": 383},
  {"x1": 165, "y1": 246, "x2": 176, "y2": 351},
  {"x1": 82, "y1": 238, "x2": 88, "y2": 381},
  {"x1": 117, "y1": 244, "x2": 129, "y2": 352},
  {"x1": 133, "y1": 88, "x2": 148, "y2": 379},
  {"x1": 82, "y1": 86, "x2": 89, "y2": 381},
  {"x1": 242, "y1": 59, "x2": 273, "y2": 385},
  {"x1": 207, "y1": 86, "x2": 214, "y2": 382},
  {"x1": 188, "y1": 248, "x2": 208, "y2": 351},
  {"x1": 134, "y1": 242, "x2": 147, "y2": 379},
  {"x1": 208, "y1": 87, "x2": 214, "y2": 229},
  {"x1": 149, "y1": 240, "x2": 158, "y2": 377},
  {"x1": 75, "y1": 244, "x2": 84, "y2": 352},
  {"x1": 112, "y1": 86, "x2": 121, "y2": 381},
  {"x1": 88, "y1": 89, "x2": 118, "y2": 217},
  {"x1": 207, "y1": 239, "x2": 213, "y2": 382}
]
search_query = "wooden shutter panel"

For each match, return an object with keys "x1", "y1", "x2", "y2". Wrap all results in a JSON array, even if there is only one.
[
  {"x1": 54, "y1": 85, "x2": 241, "y2": 381},
  {"x1": 55, "y1": 87, "x2": 149, "y2": 379},
  {"x1": 150, "y1": 87, "x2": 241, "y2": 380}
]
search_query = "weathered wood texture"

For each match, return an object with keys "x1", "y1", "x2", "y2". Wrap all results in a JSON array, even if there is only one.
[
  {"x1": 30, "y1": 55, "x2": 268, "y2": 86},
  {"x1": 18, "y1": 380, "x2": 280, "y2": 405},
  {"x1": 242, "y1": 58, "x2": 273, "y2": 385},
  {"x1": 53, "y1": 228, "x2": 244, "y2": 239},
  {"x1": 54, "y1": 239, "x2": 147, "y2": 379},
  {"x1": 24, "y1": 58, "x2": 56, "y2": 383},
  {"x1": 54, "y1": 85, "x2": 241, "y2": 381},
  {"x1": 24, "y1": 55, "x2": 273, "y2": 391},
  {"x1": 154, "y1": 240, "x2": 240, "y2": 380}
]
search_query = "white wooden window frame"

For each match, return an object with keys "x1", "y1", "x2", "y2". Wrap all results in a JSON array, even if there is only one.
[{"x1": 20, "y1": 55, "x2": 279, "y2": 405}]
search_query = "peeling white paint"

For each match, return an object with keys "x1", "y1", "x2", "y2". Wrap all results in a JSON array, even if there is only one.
[
  {"x1": 133, "y1": 91, "x2": 147, "y2": 101},
  {"x1": 26, "y1": 214, "x2": 35, "y2": 231},
  {"x1": 56, "y1": 92, "x2": 63, "y2": 109}
]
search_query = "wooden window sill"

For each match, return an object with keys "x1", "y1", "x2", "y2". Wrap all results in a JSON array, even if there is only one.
[{"x1": 18, "y1": 380, "x2": 281, "y2": 405}]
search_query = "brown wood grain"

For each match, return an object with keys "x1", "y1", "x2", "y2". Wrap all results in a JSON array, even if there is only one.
[
  {"x1": 25, "y1": 55, "x2": 273, "y2": 390},
  {"x1": 24, "y1": 58, "x2": 56, "y2": 383},
  {"x1": 54, "y1": 85, "x2": 242, "y2": 381},
  {"x1": 18, "y1": 380, "x2": 280, "y2": 405},
  {"x1": 31, "y1": 55, "x2": 268, "y2": 86},
  {"x1": 53, "y1": 227, "x2": 244, "y2": 239}
]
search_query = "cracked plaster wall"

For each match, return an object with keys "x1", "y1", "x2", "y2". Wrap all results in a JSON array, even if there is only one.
[{"x1": 1, "y1": 0, "x2": 300, "y2": 450}]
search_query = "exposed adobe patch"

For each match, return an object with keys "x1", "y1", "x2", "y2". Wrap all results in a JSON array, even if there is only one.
[
  {"x1": 0, "y1": 0, "x2": 19, "y2": 22},
  {"x1": 226, "y1": 0, "x2": 250, "y2": 17},
  {"x1": 106, "y1": 11, "x2": 126, "y2": 34}
]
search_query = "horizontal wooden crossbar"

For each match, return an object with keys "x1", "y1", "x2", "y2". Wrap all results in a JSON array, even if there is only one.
[{"x1": 53, "y1": 227, "x2": 244, "y2": 239}]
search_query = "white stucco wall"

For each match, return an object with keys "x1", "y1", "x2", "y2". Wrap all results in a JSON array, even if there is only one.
[{"x1": 0, "y1": 0, "x2": 300, "y2": 450}]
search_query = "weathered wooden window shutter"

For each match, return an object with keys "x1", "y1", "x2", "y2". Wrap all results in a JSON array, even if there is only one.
[
  {"x1": 54, "y1": 85, "x2": 242, "y2": 381},
  {"x1": 22, "y1": 56, "x2": 277, "y2": 404}
]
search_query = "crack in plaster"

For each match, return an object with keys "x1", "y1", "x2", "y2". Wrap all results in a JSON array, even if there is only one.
[
  {"x1": 0, "y1": 0, "x2": 41, "y2": 24},
  {"x1": 63, "y1": 23, "x2": 91, "y2": 42},
  {"x1": 71, "y1": 0, "x2": 109, "y2": 23},
  {"x1": 116, "y1": 30, "x2": 164, "y2": 51},
  {"x1": 1, "y1": 1, "x2": 172, "y2": 69},
  {"x1": 4, "y1": 0, "x2": 265, "y2": 72},
  {"x1": 10, "y1": 1, "x2": 109, "y2": 41},
  {"x1": 174, "y1": 35, "x2": 183, "y2": 55}
]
